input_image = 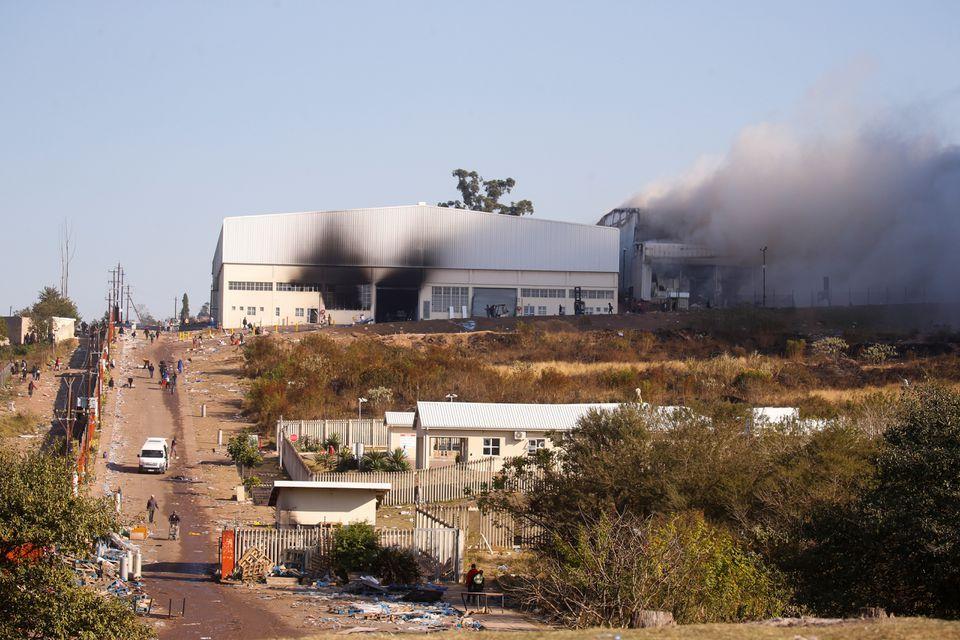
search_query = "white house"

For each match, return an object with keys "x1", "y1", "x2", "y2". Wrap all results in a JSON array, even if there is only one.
[{"x1": 268, "y1": 480, "x2": 391, "y2": 527}]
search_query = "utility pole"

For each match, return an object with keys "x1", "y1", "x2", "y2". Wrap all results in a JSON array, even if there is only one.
[
  {"x1": 125, "y1": 285, "x2": 131, "y2": 326},
  {"x1": 174, "y1": 297, "x2": 178, "y2": 327},
  {"x1": 761, "y1": 246, "x2": 768, "y2": 307}
]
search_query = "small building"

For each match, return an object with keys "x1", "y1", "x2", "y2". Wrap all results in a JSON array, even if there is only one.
[
  {"x1": 414, "y1": 401, "x2": 621, "y2": 469},
  {"x1": 385, "y1": 411, "x2": 416, "y2": 460},
  {"x1": 268, "y1": 480, "x2": 391, "y2": 527},
  {"x1": 2, "y1": 315, "x2": 76, "y2": 345}
]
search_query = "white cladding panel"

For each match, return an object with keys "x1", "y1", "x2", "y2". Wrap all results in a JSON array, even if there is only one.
[{"x1": 219, "y1": 205, "x2": 618, "y2": 273}]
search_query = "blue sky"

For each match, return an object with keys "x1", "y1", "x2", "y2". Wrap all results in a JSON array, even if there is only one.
[{"x1": 1, "y1": 1, "x2": 958, "y2": 319}]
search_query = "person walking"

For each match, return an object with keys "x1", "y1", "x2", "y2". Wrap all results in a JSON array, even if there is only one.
[
  {"x1": 170, "y1": 372, "x2": 177, "y2": 394},
  {"x1": 146, "y1": 495, "x2": 158, "y2": 524},
  {"x1": 177, "y1": 358, "x2": 183, "y2": 374},
  {"x1": 148, "y1": 363, "x2": 155, "y2": 379},
  {"x1": 168, "y1": 511, "x2": 181, "y2": 540},
  {"x1": 27, "y1": 379, "x2": 35, "y2": 398},
  {"x1": 170, "y1": 437, "x2": 177, "y2": 459}
]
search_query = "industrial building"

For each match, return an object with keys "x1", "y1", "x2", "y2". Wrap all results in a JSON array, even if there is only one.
[
  {"x1": 598, "y1": 207, "x2": 749, "y2": 309},
  {"x1": 211, "y1": 204, "x2": 619, "y2": 327}
]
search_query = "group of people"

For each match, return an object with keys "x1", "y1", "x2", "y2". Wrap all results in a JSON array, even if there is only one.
[
  {"x1": 145, "y1": 495, "x2": 181, "y2": 539},
  {"x1": 156, "y1": 359, "x2": 182, "y2": 393}
]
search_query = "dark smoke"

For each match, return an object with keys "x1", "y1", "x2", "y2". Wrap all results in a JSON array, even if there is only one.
[{"x1": 627, "y1": 122, "x2": 960, "y2": 300}]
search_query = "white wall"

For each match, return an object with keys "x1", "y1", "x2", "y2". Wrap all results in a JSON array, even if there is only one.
[{"x1": 274, "y1": 488, "x2": 379, "y2": 526}]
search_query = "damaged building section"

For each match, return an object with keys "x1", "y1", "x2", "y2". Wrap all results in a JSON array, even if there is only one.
[
  {"x1": 598, "y1": 207, "x2": 751, "y2": 309},
  {"x1": 211, "y1": 204, "x2": 619, "y2": 328}
]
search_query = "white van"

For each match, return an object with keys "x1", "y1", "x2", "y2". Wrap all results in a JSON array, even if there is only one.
[{"x1": 138, "y1": 437, "x2": 169, "y2": 473}]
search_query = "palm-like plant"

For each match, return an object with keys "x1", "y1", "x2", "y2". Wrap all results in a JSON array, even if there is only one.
[
  {"x1": 360, "y1": 450, "x2": 390, "y2": 472},
  {"x1": 386, "y1": 448, "x2": 411, "y2": 472}
]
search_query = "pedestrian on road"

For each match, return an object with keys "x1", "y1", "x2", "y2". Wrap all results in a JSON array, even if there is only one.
[
  {"x1": 170, "y1": 437, "x2": 177, "y2": 458},
  {"x1": 20, "y1": 368, "x2": 27, "y2": 382},
  {"x1": 54, "y1": 357, "x2": 61, "y2": 371},
  {"x1": 27, "y1": 380, "x2": 35, "y2": 397},
  {"x1": 148, "y1": 363, "x2": 155, "y2": 379},
  {"x1": 177, "y1": 359, "x2": 183, "y2": 374},
  {"x1": 170, "y1": 372, "x2": 178, "y2": 394},
  {"x1": 168, "y1": 511, "x2": 181, "y2": 540},
  {"x1": 146, "y1": 495, "x2": 158, "y2": 523}
]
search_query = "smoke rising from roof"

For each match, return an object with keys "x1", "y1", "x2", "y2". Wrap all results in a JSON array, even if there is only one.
[{"x1": 628, "y1": 119, "x2": 960, "y2": 299}]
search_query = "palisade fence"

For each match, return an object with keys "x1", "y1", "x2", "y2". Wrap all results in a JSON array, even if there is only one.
[
  {"x1": 417, "y1": 504, "x2": 541, "y2": 550},
  {"x1": 279, "y1": 436, "x2": 506, "y2": 506},
  {"x1": 277, "y1": 418, "x2": 389, "y2": 449},
  {"x1": 232, "y1": 525, "x2": 463, "y2": 582}
]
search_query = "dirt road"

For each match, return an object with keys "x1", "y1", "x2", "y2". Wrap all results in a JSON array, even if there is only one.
[{"x1": 95, "y1": 334, "x2": 297, "y2": 639}]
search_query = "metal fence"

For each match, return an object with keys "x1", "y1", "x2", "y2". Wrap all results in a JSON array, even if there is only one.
[
  {"x1": 231, "y1": 525, "x2": 463, "y2": 582},
  {"x1": 277, "y1": 418, "x2": 389, "y2": 449}
]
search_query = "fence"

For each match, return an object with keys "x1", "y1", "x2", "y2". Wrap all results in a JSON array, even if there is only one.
[
  {"x1": 231, "y1": 525, "x2": 462, "y2": 582},
  {"x1": 277, "y1": 418, "x2": 389, "y2": 449},
  {"x1": 417, "y1": 504, "x2": 539, "y2": 550}
]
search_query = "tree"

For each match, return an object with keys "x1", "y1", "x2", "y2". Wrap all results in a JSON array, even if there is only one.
[
  {"x1": 0, "y1": 449, "x2": 151, "y2": 639},
  {"x1": 226, "y1": 431, "x2": 263, "y2": 478},
  {"x1": 438, "y1": 169, "x2": 534, "y2": 216},
  {"x1": 23, "y1": 286, "x2": 80, "y2": 343},
  {"x1": 180, "y1": 293, "x2": 190, "y2": 323}
]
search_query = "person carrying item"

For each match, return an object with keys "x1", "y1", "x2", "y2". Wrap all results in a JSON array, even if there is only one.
[
  {"x1": 168, "y1": 511, "x2": 181, "y2": 540},
  {"x1": 465, "y1": 563, "x2": 479, "y2": 587},
  {"x1": 146, "y1": 495, "x2": 158, "y2": 523},
  {"x1": 468, "y1": 569, "x2": 485, "y2": 592}
]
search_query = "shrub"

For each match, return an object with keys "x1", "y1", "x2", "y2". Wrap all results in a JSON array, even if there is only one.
[
  {"x1": 861, "y1": 343, "x2": 897, "y2": 364},
  {"x1": 811, "y1": 337, "x2": 848, "y2": 358},
  {"x1": 375, "y1": 546, "x2": 420, "y2": 585},
  {"x1": 785, "y1": 339, "x2": 806, "y2": 361},
  {"x1": 242, "y1": 475, "x2": 263, "y2": 493},
  {"x1": 509, "y1": 511, "x2": 786, "y2": 627},
  {"x1": 331, "y1": 523, "x2": 380, "y2": 579}
]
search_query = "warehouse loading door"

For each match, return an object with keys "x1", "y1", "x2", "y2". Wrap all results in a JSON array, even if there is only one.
[
  {"x1": 471, "y1": 288, "x2": 517, "y2": 317},
  {"x1": 375, "y1": 288, "x2": 419, "y2": 323}
]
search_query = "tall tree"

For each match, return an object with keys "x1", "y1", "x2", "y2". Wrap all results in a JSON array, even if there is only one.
[
  {"x1": 180, "y1": 293, "x2": 190, "y2": 323},
  {"x1": 438, "y1": 169, "x2": 534, "y2": 216}
]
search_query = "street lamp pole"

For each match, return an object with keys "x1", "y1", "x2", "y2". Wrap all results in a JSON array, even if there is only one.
[
  {"x1": 761, "y1": 246, "x2": 768, "y2": 307},
  {"x1": 445, "y1": 393, "x2": 458, "y2": 402}
]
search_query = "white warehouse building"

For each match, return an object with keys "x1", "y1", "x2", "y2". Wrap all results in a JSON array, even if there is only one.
[{"x1": 211, "y1": 204, "x2": 619, "y2": 328}]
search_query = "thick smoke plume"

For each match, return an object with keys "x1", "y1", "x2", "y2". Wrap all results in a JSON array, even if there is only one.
[{"x1": 629, "y1": 121, "x2": 960, "y2": 300}]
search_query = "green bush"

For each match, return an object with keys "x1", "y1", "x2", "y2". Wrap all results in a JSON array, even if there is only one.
[
  {"x1": 861, "y1": 343, "x2": 897, "y2": 364},
  {"x1": 811, "y1": 337, "x2": 848, "y2": 358},
  {"x1": 227, "y1": 431, "x2": 263, "y2": 473},
  {"x1": 331, "y1": 523, "x2": 379, "y2": 579},
  {"x1": 509, "y1": 511, "x2": 786, "y2": 627},
  {"x1": 375, "y1": 546, "x2": 420, "y2": 585}
]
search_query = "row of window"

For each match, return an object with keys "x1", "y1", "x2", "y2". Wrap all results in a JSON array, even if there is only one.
[
  {"x1": 575, "y1": 289, "x2": 615, "y2": 299},
  {"x1": 483, "y1": 437, "x2": 546, "y2": 457},
  {"x1": 520, "y1": 288, "x2": 566, "y2": 298},
  {"x1": 431, "y1": 286, "x2": 470, "y2": 312},
  {"x1": 276, "y1": 282, "x2": 322, "y2": 292},
  {"x1": 228, "y1": 281, "x2": 273, "y2": 291}
]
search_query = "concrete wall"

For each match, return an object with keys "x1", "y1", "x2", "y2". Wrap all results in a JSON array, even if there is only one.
[
  {"x1": 274, "y1": 487, "x2": 379, "y2": 526},
  {"x1": 216, "y1": 263, "x2": 617, "y2": 328},
  {"x1": 2, "y1": 316, "x2": 75, "y2": 345}
]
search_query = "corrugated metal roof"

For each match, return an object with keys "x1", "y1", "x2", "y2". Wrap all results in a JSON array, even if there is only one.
[
  {"x1": 216, "y1": 204, "x2": 619, "y2": 274},
  {"x1": 416, "y1": 401, "x2": 622, "y2": 431},
  {"x1": 384, "y1": 411, "x2": 415, "y2": 427}
]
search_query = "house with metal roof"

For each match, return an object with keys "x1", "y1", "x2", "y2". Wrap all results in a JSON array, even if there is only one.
[{"x1": 413, "y1": 400, "x2": 621, "y2": 469}]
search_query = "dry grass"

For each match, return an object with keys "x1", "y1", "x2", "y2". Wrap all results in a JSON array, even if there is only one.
[
  {"x1": 294, "y1": 617, "x2": 960, "y2": 640},
  {"x1": 0, "y1": 411, "x2": 42, "y2": 438}
]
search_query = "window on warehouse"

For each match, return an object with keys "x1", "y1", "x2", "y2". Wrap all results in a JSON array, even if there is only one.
[{"x1": 431, "y1": 286, "x2": 469, "y2": 312}]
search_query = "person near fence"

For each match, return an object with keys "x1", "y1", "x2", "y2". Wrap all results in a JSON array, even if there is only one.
[
  {"x1": 468, "y1": 569, "x2": 485, "y2": 592},
  {"x1": 465, "y1": 563, "x2": 479, "y2": 587}
]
